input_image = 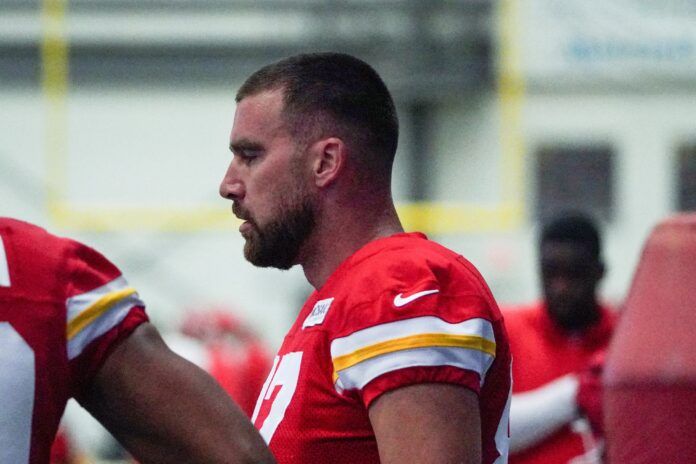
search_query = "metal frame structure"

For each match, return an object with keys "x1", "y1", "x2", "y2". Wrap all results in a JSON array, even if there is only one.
[{"x1": 1, "y1": 0, "x2": 527, "y2": 234}]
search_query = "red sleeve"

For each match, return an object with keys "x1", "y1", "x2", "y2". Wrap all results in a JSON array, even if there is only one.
[
  {"x1": 70, "y1": 307, "x2": 148, "y2": 397},
  {"x1": 328, "y1": 254, "x2": 499, "y2": 408},
  {"x1": 361, "y1": 365, "x2": 482, "y2": 408},
  {"x1": 62, "y1": 239, "x2": 149, "y2": 396}
]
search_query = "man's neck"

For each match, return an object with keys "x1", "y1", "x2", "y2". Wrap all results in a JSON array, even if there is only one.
[{"x1": 299, "y1": 199, "x2": 403, "y2": 289}]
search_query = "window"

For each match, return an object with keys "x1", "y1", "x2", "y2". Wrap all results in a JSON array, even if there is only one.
[
  {"x1": 535, "y1": 144, "x2": 614, "y2": 222},
  {"x1": 677, "y1": 144, "x2": 696, "y2": 211}
]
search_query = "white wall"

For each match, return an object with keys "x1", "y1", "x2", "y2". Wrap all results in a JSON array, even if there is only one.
[
  {"x1": 2, "y1": 85, "x2": 695, "y2": 346},
  {"x1": 0, "y1": 87, "x2": 311, "y2": 346},
  {"x1": 524, "y1": 92, "x2": 695, "y2": 303},
  {"x1": 425, "y1": 89, "x2": 696, "y2": 308}
]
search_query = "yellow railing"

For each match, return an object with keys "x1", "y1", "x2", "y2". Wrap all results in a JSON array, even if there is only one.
[{"x1": 41, "y1": 1, "x2": 527, "y2": 234}]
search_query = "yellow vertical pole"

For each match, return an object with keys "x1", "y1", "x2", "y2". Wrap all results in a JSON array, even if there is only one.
[
  {"x1": 496, "y1": 0, "x2": 527, "y2": 226},
  {"x1": 41, "y1": 0, "x2": 69, "y2": 223}
]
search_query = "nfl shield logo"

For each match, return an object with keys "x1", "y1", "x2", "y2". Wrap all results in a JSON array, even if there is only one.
[{"x1": 303, "y1": 297, "x2": 334, "y2": 329}]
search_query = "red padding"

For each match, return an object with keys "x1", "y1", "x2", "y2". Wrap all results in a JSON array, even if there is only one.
[{"x1": 604, "y1": 214, "x2": 696, "y2": 463}]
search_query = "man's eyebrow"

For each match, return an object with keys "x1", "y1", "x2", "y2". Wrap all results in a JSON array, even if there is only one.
[{"x1": 229, "y1": 139, "x2": 264, "y2": 153}]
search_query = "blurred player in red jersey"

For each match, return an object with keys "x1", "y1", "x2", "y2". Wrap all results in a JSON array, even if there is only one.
[
  {"x1": 219, "y1": 52, "x2": 512, "y2": 464},
  {"x1": 504, "y1": 214, "x2": 616, "y2": 463},
  {"x1": 0, "y1": 218, "x2": 275, "y2": 464},
  {"x1": 180, "y1": 308, "x2": 273, "y2": 417}
]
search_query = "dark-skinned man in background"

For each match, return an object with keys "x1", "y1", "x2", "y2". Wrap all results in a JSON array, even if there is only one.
[{"x1": 504, "y1": 213, "x2": 616, "y2": 464}]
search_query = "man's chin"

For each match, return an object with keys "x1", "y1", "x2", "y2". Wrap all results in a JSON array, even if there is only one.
[
  {"x1": 245, "y1": 255, "x2": 296, "y2": 270},
  {"x1": 243, "y1": 242, "x2": 296, "y2": 270}
]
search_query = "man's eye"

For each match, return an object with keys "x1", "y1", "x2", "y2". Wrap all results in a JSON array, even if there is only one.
[{"x1": 236, "y1": 150, "x2": 261, "y2": 162}]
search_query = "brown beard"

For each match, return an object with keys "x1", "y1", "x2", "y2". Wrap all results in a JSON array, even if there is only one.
[{"x1": 242, "y1": 195, "x2": 316, "y2": 270}]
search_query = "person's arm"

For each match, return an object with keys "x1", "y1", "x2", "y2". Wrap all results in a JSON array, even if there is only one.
[
  {"x1": 509, "y1": 374, "x2": 580, "y2": 453},
  {"x1": 369, "y1": 383, "x2": 481, "y2": 464},
  {"x1": 77, "y1": 322, "x2": 275, "y2": 464}
]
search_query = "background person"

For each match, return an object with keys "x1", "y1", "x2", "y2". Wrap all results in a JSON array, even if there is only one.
[
  {"x1": 504, "y1": 213, "x2": 616, "y2": 463},
  {"x1": 0, "y1": 217, "x2": 274, "y2": 464},
  {"x1": 179, "y1": 307, "x2": 274, "y2": 417}
]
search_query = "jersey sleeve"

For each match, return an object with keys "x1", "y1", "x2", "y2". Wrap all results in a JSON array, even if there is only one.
[
  {"x1": 63, "y1": 239, "x2": 148, "y2": 393},
  {"x1": 328, "y1": 254, "x2": 498, "y2": 408}
]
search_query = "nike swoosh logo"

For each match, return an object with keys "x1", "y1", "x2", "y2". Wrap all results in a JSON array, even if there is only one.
[{"x1": 393, "y1": 289, "x2": 439, "y2": 307}]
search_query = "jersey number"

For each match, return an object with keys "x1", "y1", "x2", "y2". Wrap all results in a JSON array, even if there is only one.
[
  {"x1": 251, "y1": 351, "x2": 303, "y2": 443},
  {"x1": 0, "y1": 234, "x2": 10, "y2": 287},
  {"x1": 0, "y1": 323, "x2": 36, "y2": 463},
  {"x1": 0, "y1": 236, "x2": 35, "y2": 463}
]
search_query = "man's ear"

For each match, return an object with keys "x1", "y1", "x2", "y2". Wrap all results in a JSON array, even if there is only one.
[{"x1": 310, "y1": 137, "x2": 346, "y2": 188}]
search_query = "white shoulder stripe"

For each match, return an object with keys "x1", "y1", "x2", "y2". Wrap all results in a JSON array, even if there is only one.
[
  {"x1": 67, "y1": 295, "x2": 140, "y2": 359},
  {"x1": 0, "y1": 235, "x2": 10, "y2": 287},
  {"x1": 330, "y1": 316, "x2": 497, "y2": 394},
  {"x1": 66, "y1": 276, "x2": 144, "y2": 360},
  {"x1": 334, "y1": 346, "x2": 495, "y2": 394},
  {"x1": 66, "y1": 276, "x2": 131, "y2": 322},
  {"x1": 330, "y1": 316, "x2": 495, "y2": 359}
]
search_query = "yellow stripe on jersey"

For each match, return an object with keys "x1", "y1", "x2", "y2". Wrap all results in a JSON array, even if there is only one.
[
  {"x1": 331, "y1": 333, "x2": 496, "y2": 382},
  {"x1": 66, "y1": 287, "x2": 137, "y2": 340}
]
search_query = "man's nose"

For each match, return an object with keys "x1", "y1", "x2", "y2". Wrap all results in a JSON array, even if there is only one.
[{"x1": 219, "y1": 161, "x2": 245, "y2": 200}]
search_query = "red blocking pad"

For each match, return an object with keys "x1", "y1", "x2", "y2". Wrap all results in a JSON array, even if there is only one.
[{"x1": 604, "y1": 214, "x2": 696, "y2": 463}]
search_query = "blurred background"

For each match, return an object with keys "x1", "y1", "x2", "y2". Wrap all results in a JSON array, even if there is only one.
[{"x1": 1, "y1": 0, "x2": 695, "y2": 462}]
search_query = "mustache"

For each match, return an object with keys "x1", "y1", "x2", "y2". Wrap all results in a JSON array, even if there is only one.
[{"x1": 232, "y1": 203, "x2": 252, "y2": 222}]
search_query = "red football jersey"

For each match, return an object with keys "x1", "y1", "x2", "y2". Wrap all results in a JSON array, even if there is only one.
[
  {"x1": 0, "y1": 218, "x2": 148, "y2": 464},
  {"x1": 252, "y1": 233, "x2": 511, "y2": 463},
  {"x1": 504, "y1": 302, "x2": 615, "y2": 464}
]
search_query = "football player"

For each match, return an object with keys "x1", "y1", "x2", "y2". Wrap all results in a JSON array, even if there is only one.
[
  {"x1": 0, "y1": 217, "x2": 275, "y2": 464},
  {"x1": 504, "y1": 214, "x2": 615, "y2": 463},
  {"x1": 220, "y1": 52, "x2": 512, "y2": 464},
  {"x1": 177, "y1": 307, "x2": 274, "y2": 417}
]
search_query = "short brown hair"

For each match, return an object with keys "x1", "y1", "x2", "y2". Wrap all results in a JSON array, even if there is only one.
[{"x1": 237, "y1": 52, "x2": 399, "y2": 176}]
